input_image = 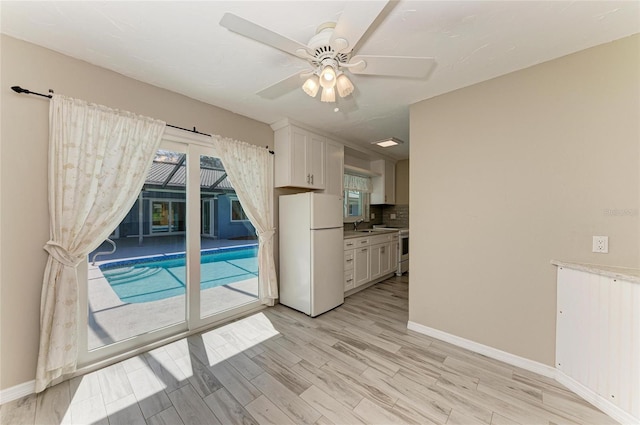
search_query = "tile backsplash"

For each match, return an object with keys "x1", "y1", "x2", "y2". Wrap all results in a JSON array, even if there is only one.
[
  {"x1": 343, "y1": 204, "x2": 408, "y2": 231},
  {"x1": 382, "y1": 204, "x2": 409, "y2": 228}
]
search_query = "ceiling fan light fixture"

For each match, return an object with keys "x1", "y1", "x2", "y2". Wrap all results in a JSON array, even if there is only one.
[
  {"x1": 320, "y1": 86, "x2": 336, "y2": 103},
  {"x1": 336, "y1": 73, "x2": 354, "y2": 97},
  {"x1": 221, "y1": 11, "x2": 437, "y2": 107},
  {"x1": 319, "y1": 65, "x2": 337, "y2": 89},
  {"x1": 372, "y1": 137, "x2": 404, "y2": 148},
  {"x1": 302, "y1": 75, "x2": 320, "y2": 97}
]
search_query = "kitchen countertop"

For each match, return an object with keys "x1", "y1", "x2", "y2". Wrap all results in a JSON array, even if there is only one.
[
  {"x1": 343, "y1": 228, "x2": 398, "y2": 239},
  {"x1": 551, "y1": 260, "x2": 640, "y2": 284}
]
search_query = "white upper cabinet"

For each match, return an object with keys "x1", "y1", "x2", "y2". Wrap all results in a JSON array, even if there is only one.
[
  {"x1": 307, "y1": 131, "x2": 326, "y2": 188},
  {"x1": 370, "y1": 159, "x2": 396, "y2": 205},
  {"x1": 321, "y1": 139, "x2": 344, "y2": 198},
  {"x1": 275, "y1": 124, "x2": 326, "y2": 189}
]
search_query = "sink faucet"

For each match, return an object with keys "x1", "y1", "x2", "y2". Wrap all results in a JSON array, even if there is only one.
[{"x1": 353, "y1": 219, "x2": 364, "y2": 231}]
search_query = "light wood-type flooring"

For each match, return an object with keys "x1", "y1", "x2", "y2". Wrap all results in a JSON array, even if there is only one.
[{"x1": 1, "y1": 275, "x2": 618, "y2": 425}]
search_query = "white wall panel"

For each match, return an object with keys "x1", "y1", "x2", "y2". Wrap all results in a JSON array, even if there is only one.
[{"x1": 556, "y1": 267, "x2": 640, "y2": 420}]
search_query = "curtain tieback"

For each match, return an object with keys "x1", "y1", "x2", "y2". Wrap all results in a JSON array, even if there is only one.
[
  {"x1": 258, "y1": 228, "x2": 276, "y2": 243},
  {"x1": 44, "y1": 241, "x2": 83, "y2": 268}
]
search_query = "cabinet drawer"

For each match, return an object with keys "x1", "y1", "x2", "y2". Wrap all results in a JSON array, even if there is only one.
[
  {"x1": 356, "y1": 237, "x2": 370, "y2": 246},
  {"x1": 344, "y1": 239, "x2": 357, "y2": 250},
  {"x1": 344, "y1": 270, "x2": 355, "y2": 291},
  {"x1": 344, "y1": 250, "x2": 354, "y2": 270},
  {"x1": 344, "y1": 237, "x2": 370, "y2": 249},
  {"x1": 371, "y1": 233, "x2": 396, "y2": 244}
]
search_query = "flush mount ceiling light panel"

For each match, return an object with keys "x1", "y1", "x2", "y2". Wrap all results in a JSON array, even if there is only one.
[
  {"x1": 219, "y1": 1, "x2": 436, "y2": 103},
  {"x1": 372, "y1": 137, "x2": 404, "y2": 147}
]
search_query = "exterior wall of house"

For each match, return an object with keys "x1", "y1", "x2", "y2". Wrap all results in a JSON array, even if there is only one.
[
  {"x1": 113, "y1": 193, "x2": 256, "y2": 240},
  {"x1": 409, "y1": 34, "x2": 639, "y2": 367},
  {"x1": 117, "y1": 193, "x2": 183, "y2": 237},
  {"x1": 0, "y1": 35, "x2": 273, "y2": 391},
  {"x1": 216, "y1": 195, "x2": 257, "y2": 240}
]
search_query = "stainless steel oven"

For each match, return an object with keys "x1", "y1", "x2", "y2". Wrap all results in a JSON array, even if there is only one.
[{"x1": 397, "y1": 229, "x2": 409, "y2": 276}]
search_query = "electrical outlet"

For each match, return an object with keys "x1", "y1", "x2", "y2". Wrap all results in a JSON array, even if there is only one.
[
  {"x1": 390, "y1": 213, "x2": 397, "y2": 219},
  {"x1": 592, "y1": 236, "x2": 609, "y2": 253},
  {"x1": 370, "y1": 213, "x2": 375, "y2": 219}
]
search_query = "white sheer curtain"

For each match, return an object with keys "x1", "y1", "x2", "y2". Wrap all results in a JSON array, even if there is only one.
[
  {"x1": 36, "y1": 95, "x2": 165, "y2": 392},
  {"x1": 211, "y1": 137, "x2": 278, "y2": 305},
  {"x1": 344, "y1": 173, "x2": 372, "y2": 192}
]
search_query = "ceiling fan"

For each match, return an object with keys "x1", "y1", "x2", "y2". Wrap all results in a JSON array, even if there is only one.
[{"x1": 219, "y1": 1, "x2": 436, "y2": 103}]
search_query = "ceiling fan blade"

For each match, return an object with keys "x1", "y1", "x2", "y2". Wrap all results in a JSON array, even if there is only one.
[
  {"x1": 256, "y1": 71, "x2": 309, "y2": 99},
  {"x1": 220, "y1": 13, "x2": 312, "y2": 59},
  {"x1": 349, "y1": 55, "x2": 437, "y2": 78},
  {"x1": 330, "y1": 1, "x2": 389, "y2": 53}
]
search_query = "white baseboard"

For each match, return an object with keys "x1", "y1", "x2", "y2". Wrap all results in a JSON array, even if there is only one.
[
  {"x1": 555, "y1": 372, "x2": 640, "y2": 425},
  {"x1": 407, "y1": 321, "x2": 640, "y2": 425},
  {"x1": 0, "y1": 380, "x2": 35, "y2": 405},
  {"x1": 407, "y1": 321, "x2": 556, "y2": 378}
]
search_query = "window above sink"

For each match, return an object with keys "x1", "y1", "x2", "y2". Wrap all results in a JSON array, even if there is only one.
[
  {"x1": 343, "y1": 173, "x2": 371, "y2": 223},
  {"x1": 344, "y1": 189, "x2": 368, "y2": 222}
]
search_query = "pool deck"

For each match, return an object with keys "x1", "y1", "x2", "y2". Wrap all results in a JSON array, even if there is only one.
[{"x1": 87, "y1": 236, "x2": 259, "y2": 350}]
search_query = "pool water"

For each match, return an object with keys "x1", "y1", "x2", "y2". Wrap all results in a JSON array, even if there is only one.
[{"x1": 99, "y1": 245, "x2": 258, "y2": 303}]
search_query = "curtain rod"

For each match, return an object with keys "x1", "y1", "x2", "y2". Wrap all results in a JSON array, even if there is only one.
[{"x1": 10, "y1": 85, "x2": 275, "y2": 154}]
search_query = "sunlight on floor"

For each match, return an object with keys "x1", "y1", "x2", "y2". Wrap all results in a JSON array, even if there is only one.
[
  {"x1": 62, "y1": 311, "x2": 280, "y2": 423},
  {"x1": 174, "y1": 312, "x2": 281, "y2": 378}
]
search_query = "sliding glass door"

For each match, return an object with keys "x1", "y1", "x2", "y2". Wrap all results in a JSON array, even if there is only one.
[
  {"x1": 151, "y1": 200, "x2": 186, "y2": 234},
  {"x1": 198, "y1": 154, "x2": 259, "y2": 320},
  {"x1": 80, "y1": 136, "x2": 262, "y2": 364}
]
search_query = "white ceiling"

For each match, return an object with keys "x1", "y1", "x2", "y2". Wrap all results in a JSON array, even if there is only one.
[{"x1": 2, "y1": 1, "x2": 639, "y2": 160}]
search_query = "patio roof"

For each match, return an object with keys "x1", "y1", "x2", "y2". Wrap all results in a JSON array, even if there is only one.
[{"x1": 145, "y1": 160, "x2": 234, "y2": 192}]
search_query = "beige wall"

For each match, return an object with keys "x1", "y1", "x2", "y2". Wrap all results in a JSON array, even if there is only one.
[
  {"x1": 0, "y1": 35, "x2": 273, "y2": 390},
  {"x1": 395, "y1": 159, "x2": 409, "y2": 205},
  {"x1": 409, "y1": 34, "x2": 639, "y2": 366}
]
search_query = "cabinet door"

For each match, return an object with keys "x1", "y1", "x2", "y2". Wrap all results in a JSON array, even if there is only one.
[
  {"x1": 380, "y1": 243, "x2": 391, "y2": 276},
  {"x1": 322, "y1": 140, "x2": 344, "y2": 197},
  {"x1": 390, "y1": 241, "x2": 398, "y2": 274},
  {"x1": 344, "y1": 270, "x2": 354, "y2": 292},
  {"x1": 384, "y1": 161, "x2": 395, "y2": 204},
  {"x1": 344, "y1": 249, "x2": 355, "y2": 271},
  {"x1": 308, "y1": 132, "x2": 325, "y2": 189},
  {"x1": 370, "y1": 244, "x2": 382, "y2": 280},
  {"x1": 370, "y1": 159, "x2": 396, "y2": 205},
  {"x1": 291, "y1": 126, "x2": 310, "y2": 187},
  {"x1": 274, "y1": 124, "x2": 330, "y2": 190},
  {"x1": 354, "y1": 246, "x2": 370, "y2": 287}
]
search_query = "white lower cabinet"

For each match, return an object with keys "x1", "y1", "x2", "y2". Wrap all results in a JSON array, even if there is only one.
[
  {"x1": 344, "y1": 232, "x2": 397, "y2": 293},
  {"x1": 370, "y1": 244, "x2": 382, "y2": 281},
  {"x1": 379, "y1": 242, "x2": 392, "y2": 276},
  {"x1": 390, "y1": 238, "x2": 398, "y2": 274},
  {"x1": 344, "y1": 249, "x2": 355, "y2": 291},
  {"x1": 370, "y1": 242, "x2": 391, "y2": 280},
  {"x1": 354, "y1": 246, "x2": 370, "y2": 287},
  {"x1": 344, "y1": 270, "x2": 355, "y2": 292}
]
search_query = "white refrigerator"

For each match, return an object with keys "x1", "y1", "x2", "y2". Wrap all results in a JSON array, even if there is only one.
[{"x1": 279, "y1": 192, "x2": 344, "y2": 317}]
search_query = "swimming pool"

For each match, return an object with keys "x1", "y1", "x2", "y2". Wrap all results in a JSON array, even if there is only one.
[{"x1": 99, "y1": 244, "x2": 258, "y2": 303}]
